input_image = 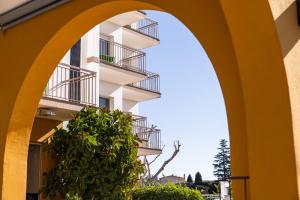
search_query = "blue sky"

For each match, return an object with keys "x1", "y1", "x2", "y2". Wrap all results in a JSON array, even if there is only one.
[{"x1": 139, "y1": 11, "x2": 229, "y2": 180}]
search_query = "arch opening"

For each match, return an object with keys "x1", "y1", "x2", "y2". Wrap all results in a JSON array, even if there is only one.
[{"x1": 0, "y1": 1, "x2": 298, "y2": 200}]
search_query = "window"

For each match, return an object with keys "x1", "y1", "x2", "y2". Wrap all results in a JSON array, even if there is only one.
[
  {"x1": 99, "y1": 97, "x2": 110, "y2": 110},
  {"x1": 99, "y1": 38, "x2": 110, "y2": 56},
  {"x1": 69, "y1": 40, "x2": 81, "y2": 102},
  {"x1": 70, "y1": 39, "x2": 81, "y2": 67}
]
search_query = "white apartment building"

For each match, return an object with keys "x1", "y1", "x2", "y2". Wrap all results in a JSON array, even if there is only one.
[{"x1": 27, "y1": 11, "x2": 162, "y2": 198}]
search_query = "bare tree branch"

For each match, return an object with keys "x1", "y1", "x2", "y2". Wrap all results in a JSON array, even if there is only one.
[
  {"x1": 149, "y1": 154, "x2": 161, "y2": 165},
  {"x1": 145, "y1": 156, "x2": 151, "y2": 177},
  {"x1": 148, "y1": 145, "x2": 164, "y2": 165},
  {"x1": 140, "y1": 138, "x2": 182, "y2": 185},
  {"x1": 152, "y1": 141, "x2": 181, "y2": 180},
  {"x1": 141, "y1": 156, "x2": 148, "y2": 179}
]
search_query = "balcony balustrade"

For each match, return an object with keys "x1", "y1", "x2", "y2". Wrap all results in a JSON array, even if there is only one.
[
  {"x1": 137, "y1": 128, "x2": 161, "y2": 150},
  {"x1": 125, "y1": 18, "x2": 159, "y2": 40},
  {"x1": 127, "y1": 71, "x2": 160, "y2": 94},
  {"x1": 99, "y1": 38, "x2": 146, "y2": 74},
  {"x1": 43, "y1": 63, "x2": 97, "y2": 106},
  {"x1": 130, "y1": 114, "x2": 162, "y2": 150}
]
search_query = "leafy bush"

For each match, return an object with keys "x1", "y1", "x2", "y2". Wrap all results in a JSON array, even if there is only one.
[
  {"x1": 132, "y1": 184, "x2": 204, "y2": 200},
  {"x1": 41, "y1": 107, "x2": 144, "y2": 200},
  {"x1": 100, "y1": 54, "x2": 115, "y2": 63}
]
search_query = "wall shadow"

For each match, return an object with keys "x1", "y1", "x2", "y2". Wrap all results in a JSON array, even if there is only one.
[{"x1": 275, "y1": 2, "x2": 300, "y2": 57}]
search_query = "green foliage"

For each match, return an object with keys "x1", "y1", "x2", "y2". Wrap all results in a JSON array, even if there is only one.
[
  {"x1": 194, "y1": 172, "x2": 202, "y2": 186},
  {"x1": 100, "y1": 54, "x2": 115, "y2": 63},
  {"x1": 41, "y1": 107, "x2": 144, "y2": 200},
  {"x1": 185, "y1": 172, "x2": 217, "y2": 195},
  {"x1": 132, "y1": 184, "x2": 204, "y2": 200},
  {"x1": 205, "y1": 182, "x2": 219, "y2": 194},
  {"x1": 187, "y1": 174, "x2": 193, "y2": 184},
  {"x1": 213, "y1": 139, "x2": 231, "y2": 180}
]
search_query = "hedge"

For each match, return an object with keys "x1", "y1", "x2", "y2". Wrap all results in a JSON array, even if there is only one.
[{"x1": 132, "y1": 184, "x2": 204, "y2": 200}]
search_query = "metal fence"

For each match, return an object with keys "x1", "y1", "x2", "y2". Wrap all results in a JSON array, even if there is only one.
[
  {"x1": 127, "y1": 71, "x2": 160, "y2": 94},
  {"x1": 130, "y1": 114, "x2": 162, "y2": 150},
  {"x1": 202, "y1": 176, "x2": 249, "y2": 200},
  {"x1": 202, "y1": 195, "x2": 231, "y2": 200},
  {"x1": 43, "y1": 63, "x2": 97, "y2": 106},
  {"x1": 99, "y1": 38, "x2": 146, "y2": 74},
  {"x1": 202, "y1": 194, "x2": 221, "y2": 200},
  {"x1": 125, "y1": 18, "x2": 159, "y2": 40}
]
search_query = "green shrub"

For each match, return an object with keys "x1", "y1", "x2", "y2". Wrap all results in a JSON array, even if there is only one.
[
  {"x1": 100, "y1": 54, "x2": 115, "y2": 63},
  {"x1": 41, "y1": 107, "x2": 144, "y2": 200},
  {"x1": 132, "y1": 184, "x2": 204, "y2": 200}
]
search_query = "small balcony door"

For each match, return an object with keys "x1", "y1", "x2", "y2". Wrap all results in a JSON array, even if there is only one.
[{"x1": 99, "y1": 38, "x2": 111, "y2": 56}]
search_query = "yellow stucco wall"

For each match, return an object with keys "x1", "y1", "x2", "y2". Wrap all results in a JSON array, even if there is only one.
[
  {"x1": 29, "y1": 118, "x2": 61, "y2": 200},
  {"x1": 30, "y1": 118, "x2": 61, "y2": 142},
  {"x1": 0, "y1": 0, "x2": 299, "y2": 199},
  {"x1": 269, "y1": 1, "x2": 300, "y2": 196}
]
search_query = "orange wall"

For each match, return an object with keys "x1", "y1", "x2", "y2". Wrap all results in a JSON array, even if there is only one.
[
  {"x1": 29, "y1": 118, "x2": 61, "y2": 199},
  {"x1": 0, "y1": 0, "x2": 299, "y2": 199},
  {"x1": 30, "y1": 118, "x2": 61, "y2": 142}
]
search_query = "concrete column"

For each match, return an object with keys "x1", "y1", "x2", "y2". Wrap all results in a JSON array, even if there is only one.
[
  {"x1": 83, "y1": 25, "x2": 100, "y2": 106},
  {"x1": 111, "y1": 87, "x2": 123, "y2": 111}
]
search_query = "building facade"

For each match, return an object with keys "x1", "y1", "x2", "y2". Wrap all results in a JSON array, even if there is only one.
[{"x1": 27, "y1": 11, "x2": 162, "y2": 199}]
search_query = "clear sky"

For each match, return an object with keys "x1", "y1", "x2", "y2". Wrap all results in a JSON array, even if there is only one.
[{"x1": 139, "y1": 11, "x2": 229, "y2": 180}]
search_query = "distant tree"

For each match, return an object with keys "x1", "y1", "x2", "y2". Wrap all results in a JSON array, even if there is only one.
[
  {"x1": 213, "y1": 139, "x2": 231, "y2": 180},
  {"x1": 187, "y1": 174, "x2": 193, "y2": 184},
  {"x1": 194, "y1": 172, "x2": 203, "y2": 186}
]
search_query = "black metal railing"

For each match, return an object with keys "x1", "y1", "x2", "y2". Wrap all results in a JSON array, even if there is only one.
[
  {"x1": 130, "y1": 114, "x2": 162, "y2": 150},
  {"x1": 43, "y1": 63, "x2": 97, "y2": 106},
  {"x1": 138, "y1": 128, "x2": 161, "y2": 150},
  {"x1": 137, "y1": 10, "x2": 147, "y2": 15},
  {"x1": 127, "y1": 71, "x2": 160, "y2": 94},
  {"x1": 125, "y1": 18, "x2": 159, "y2": 40},
  {"x1": 99, "y1": 38, "x2": 146, "y2": 74},
  {"x1": 132, "y1": 115, "x2": 148, "y2": 135}
]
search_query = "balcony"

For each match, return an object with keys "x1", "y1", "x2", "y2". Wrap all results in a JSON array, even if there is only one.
[
  {"x1": 89, "y1": 39, "x2": 148, "y2": 85},
  {"x1": 38, "y1": 63, "x2": 97, "y2": 121},
  {"x1": 130, "y1": 114, "x2": 162, "y2": 156},
  {"x1": 125, "y1": 18, "x2": 159, "y2": 40},
  {"x1": 99, "y1": 38, "x2": 146, "y2": 74},
  {"x1": 123, "y1": 71, "x2": 161, "y2": 101},
  {"x1": 122, "y1": 18, "x2": 160, "y2": 49},
  {"x1": 107, "y1": 10, "x2": 146, "y2": 27}
]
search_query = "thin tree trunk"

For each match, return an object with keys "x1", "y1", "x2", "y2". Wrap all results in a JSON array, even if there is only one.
[{"x1": 152, "y1": 141, "x2": 181, "y2": 180}]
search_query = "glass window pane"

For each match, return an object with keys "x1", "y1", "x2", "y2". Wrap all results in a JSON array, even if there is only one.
[{"x1": 99, "y1": 97, "x2": 109, "y2": 109}]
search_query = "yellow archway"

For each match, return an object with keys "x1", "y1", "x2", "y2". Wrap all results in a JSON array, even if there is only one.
[{"x1": 0, "y1": 0, "x2": 298, "y2": 199}]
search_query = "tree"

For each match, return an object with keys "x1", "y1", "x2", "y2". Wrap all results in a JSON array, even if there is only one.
[
  {"x1": 213, "y1": 139, "x2": 231, "y2": 180},
  {"x1": 41, "y1": 107, "x2": 144, "y2": 200},
  {"x1": 194, "y1": 172, "x2": 203, "y2": 186},
  {"x1": 187, "y1": 174, "x2": 193, "y2": 184},
  {"x1": 142, "y1": 140, "x2": 181, "y2": 184}
]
